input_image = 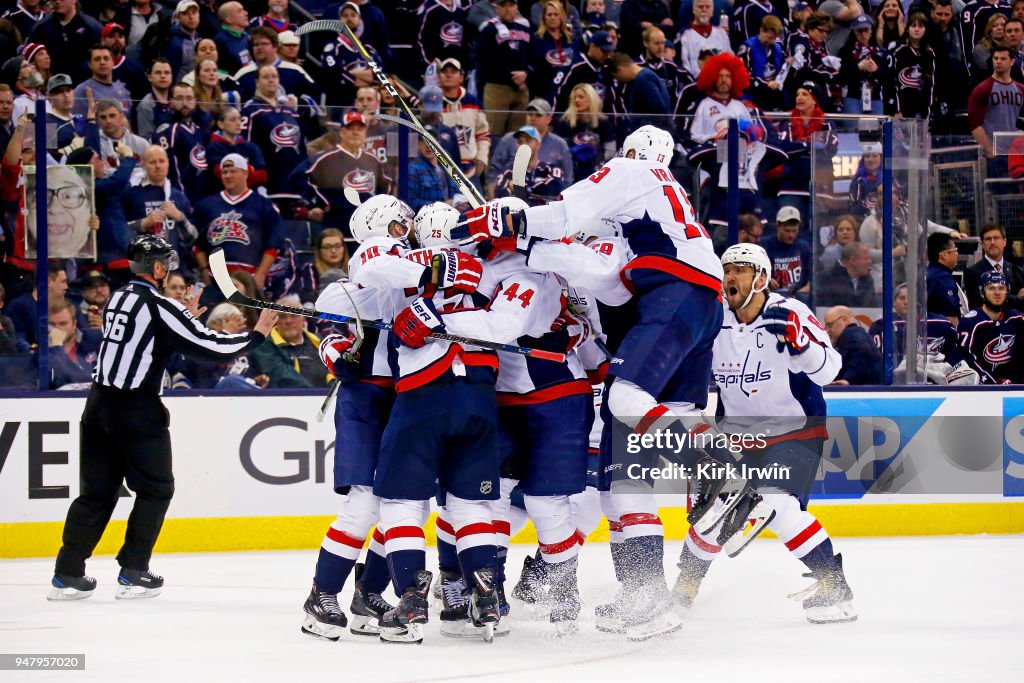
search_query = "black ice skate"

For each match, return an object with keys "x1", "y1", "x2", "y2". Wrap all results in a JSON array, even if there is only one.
[
  {"x1": 511, "y1": 552, "x2": 550, "y2": 606},
  {"x1": 301, "y1": 582, "x2": 348, "y2": 641},
  {"x1": 790, "y1": 554, "x2": 857, "y2": 624},
  {"x1": 718, "y1": 491, "x2": 776, "y2": 557},
  {"x1": 379, "y1": 570, "x2": 431, "y2": 644},
  {"x1": 438, "y1": 570, "x2": 472, "y2": 638},
  {"x1": 468, "y1": 568, "x2": 501, "y2": 643},
  {"x1": 115, "y1": 568, "x2": 164, "y2": 600},
  {"x1": 47, "y1": 573, "x2": 97, "y2": 601},
  {"x1": 687, "y1": 455, "x2": 751, "y2": 535},
  {"x1": 546, "y1": 556, "x2": 582, "y2": 636},
  {"x1": 349, "y1": 563, "x2": 393, "y2": 636}
]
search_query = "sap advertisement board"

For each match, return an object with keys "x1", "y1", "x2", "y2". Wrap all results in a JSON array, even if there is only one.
[{"x1": 1, "y1": 390, "x2": 1023, "y2": 526}]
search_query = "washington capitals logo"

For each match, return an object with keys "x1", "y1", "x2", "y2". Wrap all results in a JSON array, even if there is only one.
[
  {"x1": 208, "y1": 211, "x2": 251, "y2": 245},
  {"x1": 190, "y1": 145, "x2": 207, "y2": 170},
  {"x1": 441, "y1": 21, "x2": 464, "y2": 45},
  {"x1": 984, "y1": 334, "x2": 1015, "y2": 366},
  {"x1": 344, "y1": 169, "x2": 376, "y2": 193},
  {"x1": 271, "y1": 123, "x2": 300, "y2": 151}
]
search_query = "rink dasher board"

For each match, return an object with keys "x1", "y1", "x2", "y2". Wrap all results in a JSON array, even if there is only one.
[{"x1": 1, "y1": 390, "x2": 1023, "y2": 557}]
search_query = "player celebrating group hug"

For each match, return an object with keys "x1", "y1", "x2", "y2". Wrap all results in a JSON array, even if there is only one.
[{"x1": 300, "y1": 124, "x2": 856, "y2": 644}]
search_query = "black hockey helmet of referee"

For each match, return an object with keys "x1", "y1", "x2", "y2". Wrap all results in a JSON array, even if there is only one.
[{"x1": 128, "y1": 234, "x2": 179, "y2": 276}]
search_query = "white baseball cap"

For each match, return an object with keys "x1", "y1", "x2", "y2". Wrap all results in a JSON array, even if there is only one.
[
  {"x1": 221, "y1": 153, "x2": 249, "y2": 170},
  {"x1": 175, "y1": 0, "x2": 199, "y2": 14},
  {"x1": 776, "y1": 206, "x2": 801, "y2": 224}
]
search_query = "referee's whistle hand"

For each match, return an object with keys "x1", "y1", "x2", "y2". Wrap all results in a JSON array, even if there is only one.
[{"x1": 254, "y1": 309, "x2": 279, "y2": 336}]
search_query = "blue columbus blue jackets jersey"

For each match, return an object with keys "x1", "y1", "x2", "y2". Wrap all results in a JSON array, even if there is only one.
[
  {"x1": 194, "y1": 190, "x2": 282, "y2": 272},
  {"x1": 957, "y1": 307, "x2": 1024, "y2": 384}
]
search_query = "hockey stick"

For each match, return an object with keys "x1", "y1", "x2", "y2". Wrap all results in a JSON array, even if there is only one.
[
  {"x1": 297, "y1": 20, "x2": 485, "y2": 208},
  {"x1": 511, "y1": 144, "x2": 531, "y2": 202},
  {"x1": 208, "y1": 250, "x2": 567, "y2": 362}
]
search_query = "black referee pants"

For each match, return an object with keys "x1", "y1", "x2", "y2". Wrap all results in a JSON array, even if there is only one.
[{"x1": 55, "y1": 386, "x2": 175, "y2": 577}]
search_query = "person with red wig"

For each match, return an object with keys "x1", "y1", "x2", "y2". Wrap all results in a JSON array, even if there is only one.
[{"x1": 690, "y1": 52, "x2": 753, "y2": 144}]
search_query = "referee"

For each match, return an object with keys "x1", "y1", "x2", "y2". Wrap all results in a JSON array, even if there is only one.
[{"x1": 49, "y1": 235, "x2": 277, "y2": 601}]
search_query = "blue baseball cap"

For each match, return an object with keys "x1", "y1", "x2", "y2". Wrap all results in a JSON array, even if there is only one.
[
  {"x1": 589, "y1": 30, "x2": 615, "y2": 52},
  {"x1": 514, "y1": 125, "x2": 541, "y2": 142},
  {"x1": 850, "y1": 14, "x2": 874, "y2": 30}
]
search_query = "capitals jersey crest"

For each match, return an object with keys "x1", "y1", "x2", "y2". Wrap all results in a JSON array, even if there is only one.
[{"x1": 208, "y1": 211, "x2": 252, "y2": 246}]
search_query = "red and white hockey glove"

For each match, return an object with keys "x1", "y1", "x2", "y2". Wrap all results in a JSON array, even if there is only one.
[
  {"x1": 318, "y1": 333, "x2": 359, "y2": 374},
  {"x1": 458, "y1": 200, "x2": 511, "y2": 244},
  {"x1": 393, "y1": 297, "x2": 444, "y2": 348},
  {"x1": 432, "y1": 251, "x2": 483, "y2": 293},
  {"x1": 551, "y1": 300, "x2": 593, "y2": 353},
  {"x1": 762, "y1": 305, "x2": 810, "y2": 355}
]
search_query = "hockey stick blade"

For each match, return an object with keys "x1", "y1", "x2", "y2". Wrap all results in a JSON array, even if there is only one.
[
  {"x1": 294, "y1": 19, "x2": 345, "y2": 36},
  {"x1": 511, "y1": 144, "x2": 531, "y2": 202},
  {"x1": 207, "y1": 251, "x2": 566, "y2": 362},
  {"x1": 344, "y1": 186, "x2": 362, "y2": 207},
  {"x1": 317, "y1": 380, "x2": 340, "y2": 422}
]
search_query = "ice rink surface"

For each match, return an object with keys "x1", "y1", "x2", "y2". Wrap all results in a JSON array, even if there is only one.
[{"x1": 2, "y1": 535, "x2": 1022, "y2": 683}]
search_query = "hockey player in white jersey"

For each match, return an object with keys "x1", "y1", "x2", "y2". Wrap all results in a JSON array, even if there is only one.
[
  {"x1": 416, "y1": 199, "x2": 597, "y2": 636},
  {"x1": 679, "y1": 244, "x2": 856, "y2": 624},
  {"x1": 300, "y1": 195, "x2": 418, "y2": 641},
  {"x1": 463, "y1": 125, "x2": 724, "y2": 640}
]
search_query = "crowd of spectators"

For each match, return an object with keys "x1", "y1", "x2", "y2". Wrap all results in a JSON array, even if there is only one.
[{"x1": 0, "y1": 0, "x2": 1021, "y2": 389}]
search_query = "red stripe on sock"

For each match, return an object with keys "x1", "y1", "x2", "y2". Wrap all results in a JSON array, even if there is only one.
[
  {"x1": 372, "y1": 527, "x2": 385, "y2": 544},
  {"x1": 574, "y1": 530, "x2": 587, "y2": 545},
  {"x1": 384, "y1": 526, "x2": 425, "y2": 542},
  {"x1": 455, "y1": 522, "x2": 494, "y2": 540},
  {"x1": 688, "y1": 526, "x2": 721, "y2": 554},
  {"x1": 326, "y1": 527, "x2": 366, "y2": 550},
  {"x1": 608, "y1": 520, "x2": 624, "y2": 532},
  {"x1": 436, "y1": 517, "x2": 455, "y2": 535},
  {"x1": 635, "y1": 404, "x2": 669, "y2": 435},
  {"x1": 539, "y1": 534, "x2": 581, "y2": 556},
  {"x1": 784, "y1": 520, "x2": 823, "y2": 551},
  {"x1": 492, "y1": 520, "x2": 511, "y2": 536},
  {"x1": 619, "y1": 513, "x2": 662, "y2": 528}
]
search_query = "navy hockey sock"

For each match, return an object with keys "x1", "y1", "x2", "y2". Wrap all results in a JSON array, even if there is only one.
[
  {"x1": 437, "y1": 536, "x2": 460, "y2": 574},
  {"x1": 610, "y1": 541, "x2": 626, "y2": 583},
  {"x1": 620, "y1": 535, "x2": 665, "y2": 585},
  {"x1": 384, "y1": 525, "x2": 426, "y2": 594},
  {"x1": 361, "y1": 546, "x2": 391, "y2": 595},
  {"x1": 455, "y1": 524, "x2": 498, "y2": 582},
  {"x1": 677, "y1": 542, "x2": 714, "y2": 581},
  {"x1": 314, "y1": 548, "x2": 356, "y2": 595},
  {"x1": 798, "y1": 538, "x2": 837, "y2": 574}
]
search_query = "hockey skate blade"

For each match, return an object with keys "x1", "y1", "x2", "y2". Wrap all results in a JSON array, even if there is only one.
[
  {"x1": 625, "y1": 611, "x2": 683, "y2": 641},
  {"x1": 692, "y1": 478, "x2": 751, "y2": 535},
  {"x1": 115, "y1": 585, "x2": 161, "y2": 600},
  {"x1": 47, "y1": 586, "x2": 94, "y2": 601},
  {"x1": 300, "y1": 614, "x2": 343, "y2": 641},
  {"x1": 348, "y1": 614, "x2": 383, "y2": 636},
  {"x1": 440, "y1": 618, "x2": 512, "y2": 638},
  {"x1": 722, "y1": 503, "x2": 776, "y2": 558},
  {"x1": 379, "y1": 623, "x2": 424, "y2": 644},
  {"x1": 553, "y1": 619, "x2": 579, "y2": 637},
  {"x1": 806, "y1": 601, "x2": 858, "y2": 625}
]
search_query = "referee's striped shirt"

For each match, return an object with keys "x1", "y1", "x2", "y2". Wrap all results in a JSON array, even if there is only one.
[{"x1": 94, "y1": 280, "x2": 264, "y2": 394}]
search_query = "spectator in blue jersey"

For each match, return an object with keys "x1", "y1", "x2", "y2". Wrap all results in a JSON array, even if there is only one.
[
  {"x1": 134, "y1": 59, "x2": 173, "y2": 139},
  {"x1": 493, "y1": 124, "x2": 566, "y2": 204},
  {"x1": 927, "y1": 231, "x2": 966, "y2": 325},
  {"x1": 233, "y1": 27, "x2": 319, "y2": 105},
  {"x1": 194, "y1": 153, "x2": 283, "y2": 291},
  {"x1": 28, "y1": 0, "x2": 102, "y2": 82},
  {"x1": 554, "y1": 29, "x2": 615, "y2": 113},
  {"x1": 528, "y1": 0, "x2": 578, "y2": 105},
  {"x1": 419, "y1": 0, "x2": 469, "y2": 71},
  {"x1": 416, "y1": 85, "x2": 462, "y2": 175},
  {"x1": 122, "y1": 145, "x2": 198, "y2": 277},
  {"x1": 762, "y1": 206, "x2": 813, "y2": 302},
  {"x1": 167, "y1": 0, "x2": 203, "y2": 81},
  {"x1": 407, "y1": 123, "x2": 458, "y2": 211},
  {"x1": 328, "y1": 0, "x2": 392, "y2": 68},
  {"x1": 44, "y1": 74, "x2": 79, "y2": 160},
  {"x1": 3, "y1": 1, "x2": 47, "y2": 42},
  {"x1": 47, "y1": 298, "x2": 102, "y2": 389},
  {"x1": 825, "y1": 305, "x2": 883, "y2": 385},
  {"x1": 607, "y1": 51, "x2": 671, "y2": 133},
  {"x1": 818, "y1": 241, "x2": 879, "y2": 307},
  {"x1": 241, "y1": 65, "x2": 305, "y2": 202},
  {"x1": 206, "y1": 107, "x2": 268, "y2": 195},
  {"x1": 554, "y1": 82, "x2": 616, "y2": 180},
  {"x1": 214, "y1": 1, "x2": 252, "y2": 75},
  {"x1": 738, "y1": 14, "x2": 787, "y2": 111},
  {"x1": 152, "y1": 82, "x2": 213, "y2": 199},
  {"x1": 72, "y1": 46, "x2": 132, "y2": 117},
  {"x1": 488, "y1": 97, "x2": 573, "y2": 196}
]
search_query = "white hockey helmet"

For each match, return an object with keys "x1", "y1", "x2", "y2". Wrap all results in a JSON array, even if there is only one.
[
  {"x1": 621, "y1": 125, "x2": 674, "y2": 165},
  {"x1": 721, "y1": 243, "x2": 772, "y2": 308},
  {"x1": 349, "y1": 194, "x2": 415, "y2": 244},
  {"x1": 574, "y1": 217, "x2": 621, "y2": 243},
  {"x1": 494, "y1": 196, "x2": 528, "y2": 215},
  {"x1": 414, "y1": 202, "x2": 462, "y2": 247}
]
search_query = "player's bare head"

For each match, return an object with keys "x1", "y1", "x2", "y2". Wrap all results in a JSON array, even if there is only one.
[
  {"x1": 350, "y1": 195, "x2": 415, "y2": 245},
  {"x1": 893, "y1": 283, "x2": 908, "y2": 317},
  {"x1": 721, "y1": 243, "x2": 771, "y2": 310}
]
